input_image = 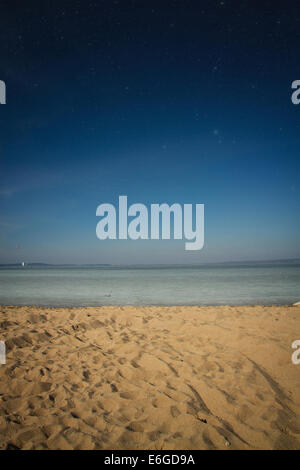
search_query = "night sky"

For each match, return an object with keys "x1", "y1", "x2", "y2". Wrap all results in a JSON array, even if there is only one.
[{"x1": 0, "y1": 1, "x2": 300, "y2": 264}]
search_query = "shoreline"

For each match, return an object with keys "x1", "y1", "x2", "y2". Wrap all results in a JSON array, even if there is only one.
[
  {"x1": 1, "y1": 304, "x2": 300, "y2": 450},
  {"x1": 0, "y1": 303, "x2": 299, "y2": 308}
]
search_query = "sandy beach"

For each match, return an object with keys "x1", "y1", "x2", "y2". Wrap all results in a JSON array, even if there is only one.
[{"x1": 0, "y1": 304, "x2": 299, "y2": 450}]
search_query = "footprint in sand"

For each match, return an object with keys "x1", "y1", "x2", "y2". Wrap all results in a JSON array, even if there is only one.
[{"x1": 170, "y1": 405, "x2": 181, "y2": 418}]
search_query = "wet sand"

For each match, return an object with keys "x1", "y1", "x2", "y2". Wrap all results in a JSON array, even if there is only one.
[{"x1": 0, "y1": 304, "x2": 300, "y2": 450}]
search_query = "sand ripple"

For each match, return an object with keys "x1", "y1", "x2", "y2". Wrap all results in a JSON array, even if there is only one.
[{"x1": 0, "y1": 305, "x2": 300, "y2": 450}]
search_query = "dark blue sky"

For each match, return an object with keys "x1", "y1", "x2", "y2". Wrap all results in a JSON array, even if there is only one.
[{"x1": 0, "y1": 0, "x2": 299, "y2": 264}]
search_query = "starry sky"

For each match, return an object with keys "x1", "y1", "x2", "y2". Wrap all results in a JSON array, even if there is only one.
[{"x1": 0, "y1": 0, "x2": 299, "y2": 264}]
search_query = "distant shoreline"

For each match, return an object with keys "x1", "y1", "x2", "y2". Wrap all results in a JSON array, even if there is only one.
[{"x1": 1, "y1": 258, "x2": 300, "y2": 268}]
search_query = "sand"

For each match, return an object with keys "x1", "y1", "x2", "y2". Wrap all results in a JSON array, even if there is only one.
[{"x1": 0, "y1": 304, "x2": 299, "y2": 450}]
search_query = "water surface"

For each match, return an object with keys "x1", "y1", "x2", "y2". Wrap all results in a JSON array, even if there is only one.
[{"x1": 0, "y1": 264, "x2": 299, "y2": 307}]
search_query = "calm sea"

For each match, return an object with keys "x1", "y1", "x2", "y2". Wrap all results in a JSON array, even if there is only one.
[{"x1": 0, "y1": 264, "x2": 299, "y2": 307}]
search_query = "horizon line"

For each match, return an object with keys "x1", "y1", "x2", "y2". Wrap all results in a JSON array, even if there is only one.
[{"x1": 1, "y1": 257, "x2": 300, "y2": 267}]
